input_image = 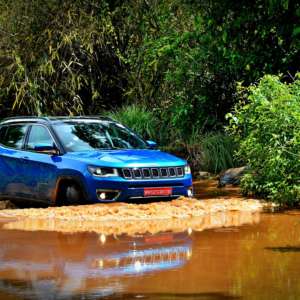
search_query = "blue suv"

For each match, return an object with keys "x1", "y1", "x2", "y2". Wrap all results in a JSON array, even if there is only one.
[{"x1": 0, "y1": 117, "x2": 193, "y2": 205}]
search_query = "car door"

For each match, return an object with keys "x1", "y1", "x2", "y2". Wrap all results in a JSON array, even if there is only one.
[
  {"x1": 22, "y1": 124, "x2": 60, "y2": 202},
  {"x1": 0, "y1": 123, "x2": 30, "y2": 199}
]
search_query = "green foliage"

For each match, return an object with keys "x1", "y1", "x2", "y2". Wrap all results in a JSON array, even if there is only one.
[
  {"x1": 0, "y1": 0, "x2": 300, "y2": 185},
  {"x1": 162, "y1": 132, "x2": 236, "y2": 174},
  {"x1": 0, "y1": 0, "x2": 299, "y2": 126},
  {"x1": 227, "y1": 74, "x2": 300, "y2": 204},
  {"x1": 126, "y1": 0, "x2": 300, "y2": 133},
  {"x1": 109, "y1": 104, "x2": 236, "y2": 173},
  {"x1": 108, "y1": 105, "x2": 157, "y2": 140},
  {"x1": 0, "y1": 0, "x2": 125, "y2": 116},
  {"x1": 201, "y1": 133, "x2": 237, "y2": 174}
]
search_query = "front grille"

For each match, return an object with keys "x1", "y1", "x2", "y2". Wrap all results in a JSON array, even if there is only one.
[{"x1": 121, "y1": 166, "x2": 185, "y2": 180}]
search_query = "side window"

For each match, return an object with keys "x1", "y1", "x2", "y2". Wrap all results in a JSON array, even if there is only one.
[
  {"x1": 0, "y1": 124, "x2": 28, "y2": 149},
  {"x1": 27, "y1": 125, "x2": 54, "y2": 151}
]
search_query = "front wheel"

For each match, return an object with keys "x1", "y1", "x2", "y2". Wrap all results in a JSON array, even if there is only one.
[{"x1": 57, "y1": 182, "x2": 84, "y2": 206}]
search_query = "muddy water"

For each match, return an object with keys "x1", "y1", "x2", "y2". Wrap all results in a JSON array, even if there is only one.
[
  {"x1": 0, "y1": 212, "x2": 299, "y2": 299},
  {"x1": 0, "y1": 181, "x2": 298, "y2": 300}
]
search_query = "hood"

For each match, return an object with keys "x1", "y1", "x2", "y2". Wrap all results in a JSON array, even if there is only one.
[{"x1": 65, "y1": 149, "x2": 186, "y2": 168}]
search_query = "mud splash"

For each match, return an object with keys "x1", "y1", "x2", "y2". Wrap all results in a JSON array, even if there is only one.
[
  {"x1": 0, "y1": 197, "x2": 262, "y2": 221},
  {"x1": 0, "y1": 210, "x2": 261, "y2": 236},
  {"x1": 0, "y1": 197, "x2": 262, "y2": 235}
]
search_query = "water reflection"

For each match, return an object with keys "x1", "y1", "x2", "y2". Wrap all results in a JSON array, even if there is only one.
[
  {"x1": 2, "y1": 201, "x2": 300, "y2": 298},
  {"x1": 0, "y1": 210, "x2": 261, "y2": 299},
  {"x1": 0, "y1": 229, "x2": 191, "y2": 299}
]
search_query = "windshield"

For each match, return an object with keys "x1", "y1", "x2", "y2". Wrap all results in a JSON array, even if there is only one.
[{"x1": 53, "y1": 121, "x2": 148, "y2": 152}]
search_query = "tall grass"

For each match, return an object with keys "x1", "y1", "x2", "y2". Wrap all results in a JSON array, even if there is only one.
[
  {"x1": 108, "y1": 105, "x2": 237, "y2": 173},
  {"x1": 164, "y1": 132, "x2": 237, "y2": 174},
  {"x1": 200, "y1": 133, "x2": 237, "y2": 173},
  {"x1": 108, "y1": 105, "x2": 158, "y2": 140}
]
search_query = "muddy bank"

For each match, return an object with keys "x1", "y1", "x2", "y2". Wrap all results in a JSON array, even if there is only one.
[
  {"x1": 0, "y1": 197, "x2": 262, "y2": 221},
  {"x1": 1, "y1": 209, "x2": 261, "y2": 236},
  {"x1": 0, "y1": 197, "x2": 262, "y2": 235}
]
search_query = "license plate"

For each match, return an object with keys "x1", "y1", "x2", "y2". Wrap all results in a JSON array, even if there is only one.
[{"x1": 144, "y1": 187, "x2": 172, "y2": 197}]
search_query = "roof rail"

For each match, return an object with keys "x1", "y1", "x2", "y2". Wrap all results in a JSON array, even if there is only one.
[
  {"x1": 48, "y1": 115, "x2": 115, "y2": 121},
  {"x1": 1, "y1": 115, "x2": 115, "y2": 124},
  {"x1": 1, "y1": 116, "x2": 50, "y2": 124}
]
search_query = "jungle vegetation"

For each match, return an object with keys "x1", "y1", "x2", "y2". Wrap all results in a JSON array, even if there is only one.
[{"x1": 0, "y1": 0, "x2": 299, "y2": 202}]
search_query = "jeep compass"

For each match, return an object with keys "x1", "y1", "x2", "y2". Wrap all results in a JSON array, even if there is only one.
[{"x1": 0, "y1": 117, "x2": 193, "y2": 205}]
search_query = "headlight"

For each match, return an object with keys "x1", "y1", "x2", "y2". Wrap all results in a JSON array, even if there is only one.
[
  {"x1": 88, "y1": 166, "x2": 118, "y2": 177},
  {"x1": 184, "y1": 164, "x2": 191, "y2": 175}
]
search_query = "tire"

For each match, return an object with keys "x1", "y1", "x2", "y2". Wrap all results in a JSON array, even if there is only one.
[{"x1": 57, "y1": 182, "x2": 84, "y2": 206}]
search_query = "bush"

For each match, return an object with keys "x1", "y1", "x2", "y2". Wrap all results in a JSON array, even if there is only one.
[{"x1": 227, "y1": 74, "x2": 300, "y2": 204}]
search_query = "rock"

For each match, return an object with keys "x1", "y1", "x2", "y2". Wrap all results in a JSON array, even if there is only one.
[
  {"x1": 218, "y1": 166, "x2": 248, "y2": 187},
  {"x1": 0, "y1": 200, "x2": 17, "y2": 210}
]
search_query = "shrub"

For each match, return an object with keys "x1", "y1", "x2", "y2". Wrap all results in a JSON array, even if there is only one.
[{"x1": 227, "y1": 74, "x2": 300, "y2": 204}]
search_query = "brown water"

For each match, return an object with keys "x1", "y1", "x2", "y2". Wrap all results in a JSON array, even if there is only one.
[{"x1": 0, "y1": 211, "x2": 300, "y2": 300}]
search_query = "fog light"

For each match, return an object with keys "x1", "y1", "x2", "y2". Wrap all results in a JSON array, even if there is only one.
[
  {"x1": 99, "y1": 192, "x2": 106, "y2": 200},
  {"x1": 187, "y1": 188, "x2": 193, "y2": 197},
  {"x1": 96, "y1": 189, "x2": 121, "y2": 201}
]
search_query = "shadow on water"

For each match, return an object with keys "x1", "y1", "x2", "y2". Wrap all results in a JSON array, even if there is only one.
[
  {"x1": 0, "y1": 277, "x2": 241, "y2": 300},
  {"x1": 0, "y1": 229, "x2": 193, "y2": 300}
]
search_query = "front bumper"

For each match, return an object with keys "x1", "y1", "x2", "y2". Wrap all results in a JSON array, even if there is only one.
[{"x1": 85, "y1": 175, "x2": 193, "y2": 202}]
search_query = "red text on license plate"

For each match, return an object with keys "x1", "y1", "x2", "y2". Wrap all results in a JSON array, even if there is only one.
[{"x1": 144, "y1": 187, "x2": 172, "y2": 197}]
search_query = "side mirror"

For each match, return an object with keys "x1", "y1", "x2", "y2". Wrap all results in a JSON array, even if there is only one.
[
  {"x1": 146, "y1": 140, "x2": 158, "y2": 149},
  {"x1": 34, "y1": 144, "x2": 60, "y2": 155}
]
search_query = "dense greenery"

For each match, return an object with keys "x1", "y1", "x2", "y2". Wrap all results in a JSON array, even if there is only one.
[
  {"x1": 0, "y1": 0, "x2": 126, "y2": 115},
  {"x1": 110, "y1": 104, "x2": 237, "y2": 173},
  {"x1": 126, "y1": 0, "x2": 300, "y2": 134},
  {"x1": 0, "y1": 1, "x2": 299, "y2": 123},
  {"x1": 0, "y1": 1, "x2": 299, "y2": 194},
  {"x1": 227, "y1": 74, "x2": 300, "y2": 204}
]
